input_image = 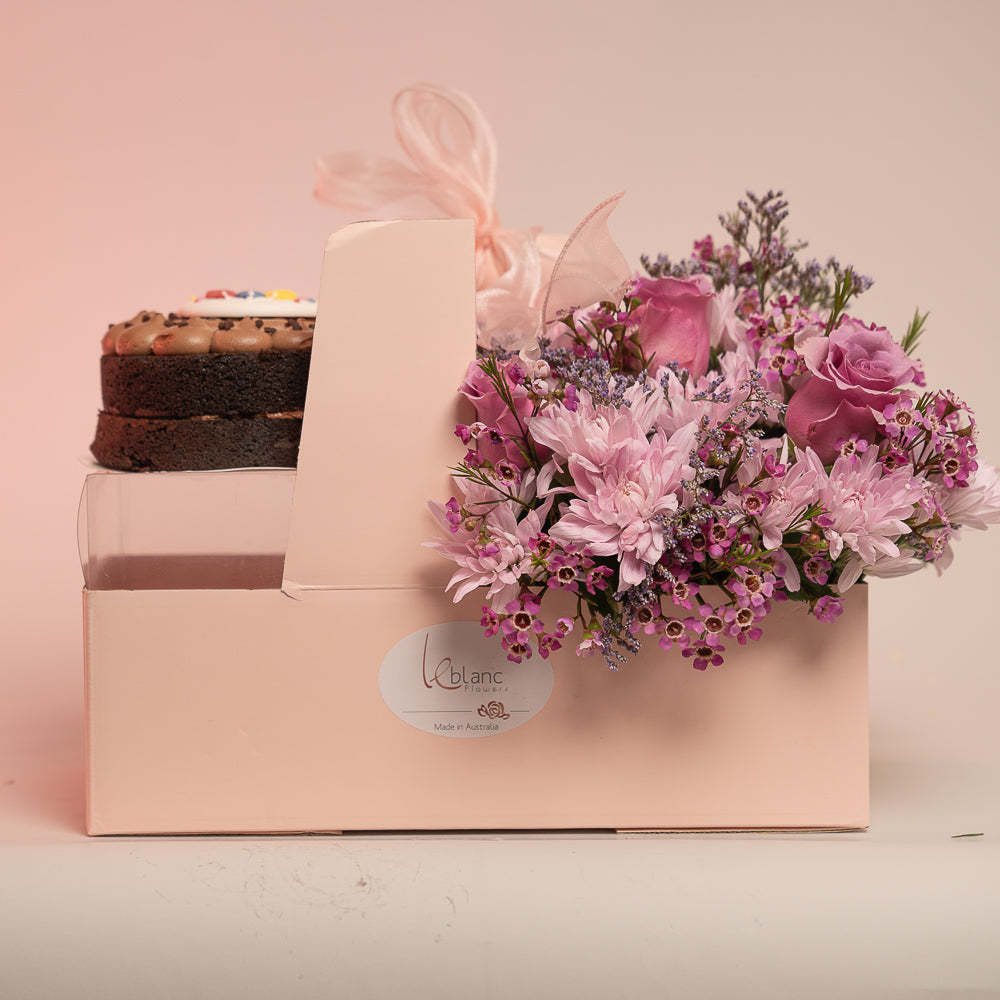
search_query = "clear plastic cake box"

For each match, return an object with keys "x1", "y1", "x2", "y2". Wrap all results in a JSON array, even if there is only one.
[{"x1": 80, "y1": 220, "x2": 869, "y2": 835}]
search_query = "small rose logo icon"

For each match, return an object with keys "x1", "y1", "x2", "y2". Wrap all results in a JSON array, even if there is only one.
[{"x1": 478, "y1": 701, "x2": 510, "y2": 720}]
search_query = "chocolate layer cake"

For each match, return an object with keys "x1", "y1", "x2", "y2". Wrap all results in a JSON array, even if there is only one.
[{"x1": 91, "y1": 291, "x2": 315, "y2": 471}]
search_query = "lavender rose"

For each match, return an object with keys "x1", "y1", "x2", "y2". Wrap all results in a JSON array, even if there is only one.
[
  {"x1": 785, "y1": 318, "x2": 919, "y2": 463},
  {"x1": 628, "y1": 275, "x2": 713, "y2": 380}
]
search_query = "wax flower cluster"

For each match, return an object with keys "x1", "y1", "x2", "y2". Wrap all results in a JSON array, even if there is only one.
[{"x1": 428, "y1": 192, "x2": 1000, "y2": 668}]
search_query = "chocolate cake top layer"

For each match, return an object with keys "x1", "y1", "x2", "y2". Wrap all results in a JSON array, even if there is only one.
[{"x1": 99, "y1": 350, "x2": 311, "y2": 418}]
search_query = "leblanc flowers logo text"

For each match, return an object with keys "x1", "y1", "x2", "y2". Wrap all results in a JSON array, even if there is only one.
[
  {"x1": 378, "y1": 623, "x2": 554, "y2": 739},
  {"x1": 420, "y1": 634, "x2": 507, "y2": 693}
]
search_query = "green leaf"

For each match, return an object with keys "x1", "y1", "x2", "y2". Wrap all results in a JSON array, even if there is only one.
[{"x1": 900, "y1": 308, "x2": 929, "y2": 356}]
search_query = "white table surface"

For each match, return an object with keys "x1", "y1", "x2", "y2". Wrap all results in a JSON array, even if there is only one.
[{"x1": 3, "y1": 673, "x2": 997, "y2": 1000}]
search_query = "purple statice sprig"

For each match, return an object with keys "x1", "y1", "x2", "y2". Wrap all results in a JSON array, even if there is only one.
[
  {"x1": 718, "y1": 189, "x2": 871, "y2": 321},
  {"x1": 718, "y1": 190, "x2": 805, "y2": 307},
  {"x1": 777, "y1": 256, "x2": 873, "y2": 316},
  {"x1": 641, "y1": 232, "x2": 747, "y2": 292},
  {"x1": 644, "y1": 190, "x2": 873, "y2": 321},
  {"x1": 544, "y1": 344, "x2": 647, "y2": 408}
]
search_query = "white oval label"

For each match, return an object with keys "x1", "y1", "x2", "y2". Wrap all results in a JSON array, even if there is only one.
[{"x1": 379, "y1": 622, "x2": 554, "y2": 738}]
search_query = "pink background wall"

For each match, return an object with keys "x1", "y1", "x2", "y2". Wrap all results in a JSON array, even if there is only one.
[{"x1": 3, "y1": 0, "x2": 999, "y2": 816}]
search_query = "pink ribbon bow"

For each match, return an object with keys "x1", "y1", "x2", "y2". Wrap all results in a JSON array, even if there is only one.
[{"x1": 315, "y1": 84, "x2": 631, "y2": 349}]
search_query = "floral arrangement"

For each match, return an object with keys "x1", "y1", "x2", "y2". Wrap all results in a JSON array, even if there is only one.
[
  {"x1": 425, "y1": 190, "x2": 1000, "y2": 668},
  {"x1": 318, "y1": 86, "x2": 1000, "y2": 670}
]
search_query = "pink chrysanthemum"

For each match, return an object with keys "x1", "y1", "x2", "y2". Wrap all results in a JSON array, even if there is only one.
[
  {"x1": 754, "y1": 451, "x2": 826, "y2": 550},
  {"x1": 548, "y1": 425, "x2": 697, "y2": 588},
  {"x1": 936, "y1": 462, "x2": 1000, "y2": 530},
  {"x1": 817, "y1": 448, "x2": 920, "y2": 565},
  {"x1": 427, "y1": 481, "x2": 552, "y2": 607},
  {"x1": 528, "y1": 382, "x2": 666, "y2": 487}
]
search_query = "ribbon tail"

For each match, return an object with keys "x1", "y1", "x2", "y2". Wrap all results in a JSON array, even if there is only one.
[
  {"x1": 476, "y1": 290, "x2": 541, "y2": 352},
  {"x1": 542, "y1": 192, "x2": 631, "y2": 327},
  {"x1": 476, "y1": 230, "x2": 544, "y2": 350}
]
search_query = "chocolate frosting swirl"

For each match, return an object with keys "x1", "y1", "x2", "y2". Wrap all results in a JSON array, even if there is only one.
[{"x1": 101, "y1": 313, "x2": 314, "y2": 356}]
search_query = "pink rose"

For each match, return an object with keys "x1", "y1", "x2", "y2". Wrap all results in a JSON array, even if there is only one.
[
  {"x1": 629, "y1": 276, "x2": 713, "y2": 380},
  {"x1": 459, "y1": 358, "x2": 536, "y2": 468},
  {"x1": 785, "y1": 318, "x2": 918, "y2": 463},
  {"x1": 460, "y1": 359, "x2": 530, "y2": 429}
]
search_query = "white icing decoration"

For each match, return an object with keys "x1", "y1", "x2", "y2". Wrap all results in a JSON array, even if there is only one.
[{"x1": 176, "y1": 291, "x2": 317, "y2": 318}]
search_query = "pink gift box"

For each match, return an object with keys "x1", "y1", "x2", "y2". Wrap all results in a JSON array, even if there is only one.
[{"x1": 81, "y1": 220, "x2": 869, "y2": 835}]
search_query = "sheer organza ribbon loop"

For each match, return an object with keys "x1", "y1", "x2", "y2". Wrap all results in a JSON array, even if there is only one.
[
  {"x1": 315, "y1": 84, "x2": 631, "y2": 348},
  {"x1": 390, "y1": 86, "x2": 499, "y2": 231},
  {"x1": 316, "y1": 84, "x2": 511, "y2": 292}
]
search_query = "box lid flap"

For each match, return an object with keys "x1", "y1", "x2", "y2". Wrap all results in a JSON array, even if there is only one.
[{"x1": 282, "y1": 219, "x2": 475, "y2": 596}]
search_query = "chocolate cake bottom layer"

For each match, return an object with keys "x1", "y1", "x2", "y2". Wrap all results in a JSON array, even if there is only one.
[{"x1": 91, "y1": 412, "x2": 302, "y2": 471}]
